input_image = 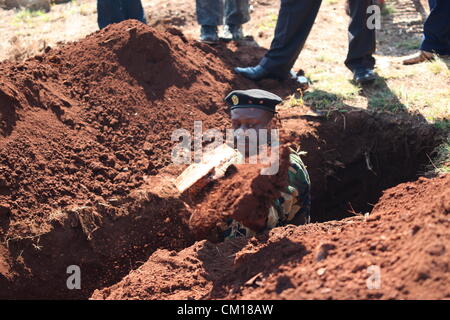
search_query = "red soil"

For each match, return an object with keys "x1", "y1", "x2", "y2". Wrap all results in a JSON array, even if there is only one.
[
  {"x1": 0, "y1": 21, "x2": 231, "y2": 239},
  {"x1": 92, "y1": 174, "x2": 450, "y2": 300},
  {"x1": 0, "y1": 19, "x2": 447, "y2": 300},
  {"x1": 189, "y1": 145, "x2": 291, "y2": 242}
]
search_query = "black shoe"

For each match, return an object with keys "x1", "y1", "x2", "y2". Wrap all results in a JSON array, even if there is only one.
[
  {"x1": 353, "y1": 68, "x2": 376, "y2": 84},
  {"x1": 200, "y1": 25, "x2": 219, "y2": 44},
  {"x1": 221, "y1": 24, "x2": 244, "y2": 41},
  {"x1": 234, "y1": 65, "x2": 287, "y2": 81}
]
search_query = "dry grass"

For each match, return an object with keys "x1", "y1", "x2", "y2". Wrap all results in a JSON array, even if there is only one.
[{"x1": 0, "y1": 0, "x2": 97, "y2": 61}]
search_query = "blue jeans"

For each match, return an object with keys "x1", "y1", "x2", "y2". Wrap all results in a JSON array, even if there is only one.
[
  {"x1": 196, "y1": 0, "x2": 250, "y2": 26},
  {"x1": 420, "y1": 0, "x2": 450, "y2": 55},
  {"x1": 97, "y1": 0, "x2": 147, "y2": 29}
]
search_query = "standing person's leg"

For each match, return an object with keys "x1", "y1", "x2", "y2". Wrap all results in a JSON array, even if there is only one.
[
  {"x1": 403, "y1": 0, "x2": 450, "y2": 64},
  {"x1": 97, "y1": 0, "x2": 125, "y2": 29},
  {"x1": 236, "y1": 0, "x2": 322, "y2": 80},
  {"x1": 121, "y1": 0, "x2": 147, "y2": 24},
  {"x1": 196, "y1": 0, "x2": 223, "y2": 43},
  {"x1": 345, "y1": 0, "x2": 376, "y2": 82},
  {"x1": 421, "y1": 0, "x2": 450, "y2": 55},
  {"x1": 223, "y1": 0, "x2": 250, "y2": 40},
  {"x1": 224, "y1": 0, "x2": 250, "y2": 25}
]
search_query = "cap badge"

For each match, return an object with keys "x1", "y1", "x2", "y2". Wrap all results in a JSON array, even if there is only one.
[{"x1": 231, "y1": 95, "x2": 239, "y2": 105}]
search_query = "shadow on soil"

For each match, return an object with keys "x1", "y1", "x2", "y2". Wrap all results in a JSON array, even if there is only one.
[{"x1": 195, "y1": 234, "x2": 307, "y2": 299}]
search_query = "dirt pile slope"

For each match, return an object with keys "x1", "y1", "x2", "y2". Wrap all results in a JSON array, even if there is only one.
[
  {"x1": 92, "y1": 174, "x2": 450, "y2": 300},
  {"x1": 0, "y1": 20, "x2": 256, "y2": 298}
]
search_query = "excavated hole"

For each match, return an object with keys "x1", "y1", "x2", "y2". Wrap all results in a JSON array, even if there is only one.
[{"x1": 282, "y1": 109, "x2": 442, "y2": 223}]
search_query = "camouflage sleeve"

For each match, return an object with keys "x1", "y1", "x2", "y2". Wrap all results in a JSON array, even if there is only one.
[{"x1": 267, "y1": 148, "x2": 311, "y2": 228}]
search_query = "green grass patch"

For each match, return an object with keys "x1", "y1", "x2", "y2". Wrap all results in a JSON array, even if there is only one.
[
  {"x1": 426, "y1": 120, "x2": 449, "y2": 175},
  {"x1": 427, "y1": 136, "x2": 450, "y2": 174},
  {"x1": 382, "y1": 4, "x2": 396, "y2": 16},
  {"x1": 427, "y1": 60, "x2": 447, "y2": 75},
  {"x1": 309, "y1": 73, "x2": 360, "y2": 101},
  {"x1": 67, "y1": 0, "x2": 95, "y2": 16},
  {"x1": 376, "y1": 67, "x2": 416, "y2": 80},
  {"x1": 303, "y1": 89, "x2": 346, "y2": 111},
  {"x1": 434, "y1": 118, "x2": 450, "y2": 131},
  {"x1": 287, "y1": 93, "x2": 304, "y2": 108},
  {"x1": 14, "y1": 9, "x2": 49, "y2": 23},
  {"x1": 391, "y1": 85, "x2": 450, "y2": 121},
  {"x1": 256, "y1": 12, "x2": 278, "y2": 32},
  {"x1": 302, "y1": 71, "x2": 362, "y2": 111},
  {"x1": 315, "y1": 54, "x2": 337, "y2": 63},
  {"x1": 396, "y1": 38, "x2": 421, "y2": 51}
]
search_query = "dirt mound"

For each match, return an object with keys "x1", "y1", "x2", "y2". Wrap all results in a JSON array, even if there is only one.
[
  {"x1": 0, "y1": 20, "x2": 262, "y2": 298},
  {"x1": 189, "y1": 145, "x2": 291, "y2": 242},
  {"x1": 92, "y1": 174, "x2": 450, "y2": 300}
]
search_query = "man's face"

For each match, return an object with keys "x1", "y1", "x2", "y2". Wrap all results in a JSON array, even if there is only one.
[
  {"x1": 231, "y1": 108, "x2": 274, "y2": 132},
  {"x1": 230, "y1": 108, "x2": 274, "y2": 155}
]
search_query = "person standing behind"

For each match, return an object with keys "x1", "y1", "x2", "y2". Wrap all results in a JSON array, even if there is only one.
[
  {"x1": 403, "y1": 0, "x2": 450, "y2": 65},
  {"x1": 196, "y1": 0, "x2": 250, "y2": 43},
  {"x1": 97, "y1": 0, "x2": 147, "y2": 29},
  {"x1": 235, "y1": 0, "x2": 378, "y2": 84}
]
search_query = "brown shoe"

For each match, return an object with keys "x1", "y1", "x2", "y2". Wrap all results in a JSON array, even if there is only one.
[{"x1": 403, "y1": 51, "x2": 435, "y2": 65}]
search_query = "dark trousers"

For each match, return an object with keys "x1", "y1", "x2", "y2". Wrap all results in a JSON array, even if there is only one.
[
  {"x1": 260, "y1": 0, "x2": 376, "y2": 75},
  {"x1": 196, "y1": 0, "x2": 250, "y2": 26},
  {"x1": 421, "y1": 0, "x2": 450, "y2": 55},
  {"x1": 97, "y1": 0, "x2": 147, "y2": 29}
]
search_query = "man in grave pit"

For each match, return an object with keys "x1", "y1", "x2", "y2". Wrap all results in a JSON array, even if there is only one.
[{"x1": 219, "y1": 89, "x2": 311, "y2": 240}]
